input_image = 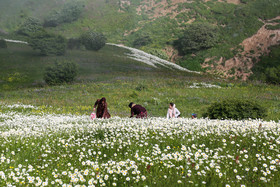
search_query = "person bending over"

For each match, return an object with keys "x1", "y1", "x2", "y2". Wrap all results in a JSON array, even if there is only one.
[{"x1": 128, "y1": 102, "x2": 147, "y2": 118}]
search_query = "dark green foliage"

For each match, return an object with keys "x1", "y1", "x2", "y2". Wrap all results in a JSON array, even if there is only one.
[
  {"x1": 17, "y1": 17, "x2": 42, "y2": 36},
  {"x1": 250, "y1": 45, "x2": 280, "y2": 84},
  {"x1": 133, "y1": 35, "x2": 152, "y2": 48},
  {"x1": 79, "y1": 31, "x2": 106, "y2": 51},
  {"x1": 174, "y1": 23, "x2": 219, "y2": 55},
  {"x1": 179, "y1": 57, "x2": 203, "y2": 71},
  {"x1": 203, "y1": 99, "x2": 267, "y2": 120},
  {"x1": 44, "y1": 61, "x2": 78, "y2": 85},
  {"x1": 43, "y1": 2, "x2": 83, "y2": 27},
  {"x1": 28, "y1": 29, "x2": 67, "y2": 56},
  {"x1": 0, "y1": 39, "x2": 7, "y2": 48},
  {"x1": 264, "y1": 66, "x2": 280, "y2": 84},
  {"x1": 67, "y1": 38, "x2": 81, "y2": 50}
]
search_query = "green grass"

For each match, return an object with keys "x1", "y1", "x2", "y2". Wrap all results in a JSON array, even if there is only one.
[
  {"x1": 1, "y1": 79, "x2": 280, "y2": 121},
  {"x1": 1, "y1": 43, "x2": 280, "y2": 121},
  {"x1": 0, "y1": 42, "x2": 181, "y2": 88}
]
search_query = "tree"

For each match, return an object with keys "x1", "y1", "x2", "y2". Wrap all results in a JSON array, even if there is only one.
[
  {"x1": 79, "y1": 31, "x2": 106, "y2": 51},
  {"x1": 28, "y1": 29, "x2": 67, "y2": 56},
  {"x1": 44, "y1": 61, "x2": 78, "y2": 85},
  {"x1": 17, "y1": 17, "x2": 42, "y2": 36},
  {"x1": 175, "y1": 23, "x2": 219, "y2": 55},
  {"x1": 44, "y1": 2, "x2": 83, "y2": 27}
]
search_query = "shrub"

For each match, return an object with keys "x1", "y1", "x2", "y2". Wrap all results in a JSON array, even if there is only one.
[
  {"x1": 174, "y1": 23, "x2": 219, "y2": 55},
  {"x1": 79, "y1": 31, "x2": 106, "y2": 51},
  {"x1": 203, "y1": 99, "x2": 267, "y2": 120},
  {"x1": 17, "y1": 17, "x2": 43, "y2": 36},
  {"x1": 44, "y1": 61, "x2": 78, "y2": 85},
  {"x1": 44, "y1": 2, "x2": 83, "y2": 27},
  {"x1": 264, "y1": 66, "x2": 280, "y2": 84},
  {"x1": 43, "y1": 13, "x2": 60, "y2": 27},
  {"x1": 0, "y1": 39, "x2": 7, "y2": 48},
  {"x1": 28, "y1": 29, "x2": 67, "y2": 56}
]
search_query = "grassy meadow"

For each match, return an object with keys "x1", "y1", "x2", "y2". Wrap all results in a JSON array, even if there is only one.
[
  {"x1": 1, "y1": 42, "x2": 280, "y2": 121},
  {"x1": 1, "y1": 40, "x2": 280, "y2": 187}
]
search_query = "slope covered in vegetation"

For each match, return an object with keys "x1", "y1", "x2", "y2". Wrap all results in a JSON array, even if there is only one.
[{"x1": 0, "y1": 0, "x2": 280, "y2": 80}]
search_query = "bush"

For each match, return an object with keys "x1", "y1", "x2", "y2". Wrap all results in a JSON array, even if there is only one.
[
  {"x1": 0, "y1": 39, "x2": 7, "y2": 48},
  {"x1": 79, "y1": 31, "x2": 106, "y2": 51},
  {"x1": 264, "y1": 66, "x2": 280, "y2": 84},
  {"x1": 17, "y1": 17, "x2": 42, "y2": 36},
  {"x1": 44, "y1": 2, "x2": 83, "y2": 27},
  {"x1": 203, "y1": 99, "x2": 267, "y2": 120},
  {"x1": 174, "y1": 23, "x2": 219, "y2": 55},
  {"x1": 44, "y1": 61, "x2": 78, "y2": 85},
  {"x1": 28, "y1": 29, "x2": 67, "y2": 56}
]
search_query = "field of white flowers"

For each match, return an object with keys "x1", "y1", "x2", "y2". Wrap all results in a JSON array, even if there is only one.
[{"x1": 1, "y1": 103, "x2": 280, "y2": 186}]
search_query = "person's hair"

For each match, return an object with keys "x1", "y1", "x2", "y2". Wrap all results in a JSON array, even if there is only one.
[
  {"x1": 128, "y1": 102, "x2": 134, "y2": 108},
  {"x1": 170, "y1": 103, "x2": 174, "y2": 107},
  {"x1": 101, "y1": 97, "x2": 106, "y2": 102}
]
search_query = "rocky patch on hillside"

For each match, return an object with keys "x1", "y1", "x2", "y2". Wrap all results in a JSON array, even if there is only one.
[{"x1": 203, "y1": 17, "x2": 280, "y2": 80}]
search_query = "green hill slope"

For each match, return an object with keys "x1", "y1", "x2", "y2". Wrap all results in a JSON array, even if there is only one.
[
  {"x1": 0, "y1": 42, "x2": 279, "y2": 121},
  {"x1": 1, "y1": 0, "x2": 280, "y2": 80},
  {"x1": 0, "y1": 41, "x2": 202, "y2": 90}
]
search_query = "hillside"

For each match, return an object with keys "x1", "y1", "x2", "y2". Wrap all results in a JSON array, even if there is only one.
[
  {"x1": 1, "y1": 42, "x2": 201, "y2": 90},
  {"x1": 0, "y1": 0, "x2": 280, "y2": 80}
]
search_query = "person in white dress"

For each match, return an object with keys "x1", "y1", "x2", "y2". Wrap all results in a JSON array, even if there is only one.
[{"x1": 167, "y1": 103, "x2": 181, "y2": 118}]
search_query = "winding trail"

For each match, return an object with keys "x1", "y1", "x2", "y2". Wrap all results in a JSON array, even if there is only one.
[{"x1": 3, "y1": 39, "x2": 199, "y2": 73}]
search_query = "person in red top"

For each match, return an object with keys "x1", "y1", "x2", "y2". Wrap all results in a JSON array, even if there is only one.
[
  {"x1": 128, "y1": 102, "x2": 147, "y2": 118},
  {"x1": 93, "y1": 97, "x2": 111, "y2": 119}
]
